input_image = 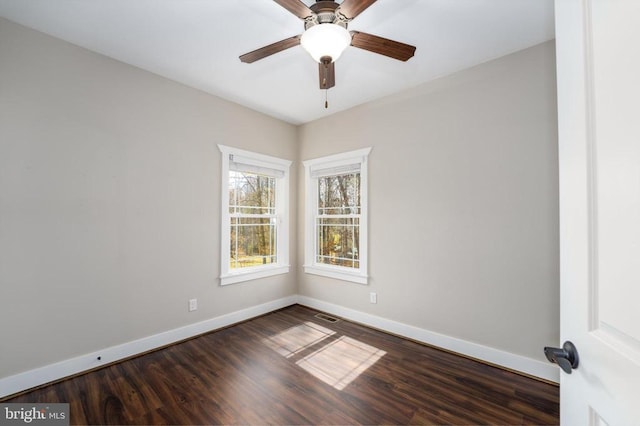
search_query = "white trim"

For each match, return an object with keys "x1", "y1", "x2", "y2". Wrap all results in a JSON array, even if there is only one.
[
  {"x1": 0, "y1": 294, "x2": 558, "y2": 398},
  {"x1": 218, "y1": 145, "x2": 291, "y2": 285},
  {"x1": 0, "y1": 296, "x2": 298, "y2": 399},
  {"x1": 296, "y1": 296, "x2": 560, "y2": 383},
  {"x1": 219, "y1": 145, "x2": 292, "y2": 171},
  {"x1": 302, "y1": 147, "x2": 372, "y2": 169},
  {"x1": 310, "y1": 162, "x2": 360, "y2": 179},
  {"x1": 221, "y1": 265, "x2": 290, "y2": 286},
  {"x1": 303, "y1": 265, "x2": 367, "y2": 285}
]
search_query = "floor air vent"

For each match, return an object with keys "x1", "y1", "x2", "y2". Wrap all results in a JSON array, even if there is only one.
[{"x1": 314, "y1": 313, "x2": 339, "y2": 323}]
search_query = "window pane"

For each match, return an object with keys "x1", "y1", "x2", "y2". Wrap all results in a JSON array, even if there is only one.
[
  {"x1": 318, "y1": 173, "x2": 360, "y2": 215},
  {"x1": 229, "y1": 171, "x2": 276, "y2": 215},
  {"x1": 230, "y1": 217, "x2": 277, "y2": 269},
  {"x1": 316, "y1": 217, "x2": 359, "y2": 268}
]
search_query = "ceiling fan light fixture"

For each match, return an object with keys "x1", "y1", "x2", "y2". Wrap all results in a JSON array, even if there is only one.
[{"x1": 300, "y1": 23, "x2": 351, "y2": 63}]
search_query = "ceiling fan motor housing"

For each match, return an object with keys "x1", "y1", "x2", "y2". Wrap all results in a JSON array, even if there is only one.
[{"x1": 304, "y1": 1, "x2": 349, "y2": 30}]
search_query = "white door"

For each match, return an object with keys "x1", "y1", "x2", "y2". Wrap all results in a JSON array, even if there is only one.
[{"x1": 555, "y1": 0, "x2": 640, "y2": 424}]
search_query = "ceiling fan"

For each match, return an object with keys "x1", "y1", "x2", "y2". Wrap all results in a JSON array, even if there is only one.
[{"x1": 239, "y1": 0, "x2": 416, "y2": 96}]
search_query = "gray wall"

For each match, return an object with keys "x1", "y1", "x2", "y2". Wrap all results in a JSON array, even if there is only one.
[
  {"x1": 0, "y1": 18, "x2": 298, "y2": 378},
  {"x1": 297, "y1": 41, "x2": 559, "y2": 363}
]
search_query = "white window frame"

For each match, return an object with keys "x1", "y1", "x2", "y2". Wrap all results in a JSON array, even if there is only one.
[
  {"x1": 218, "y1": 145, "x2": 291, "y2": 286},
  {"x1": 303, "y1": 147, "x2": 371, "y2": 285}
]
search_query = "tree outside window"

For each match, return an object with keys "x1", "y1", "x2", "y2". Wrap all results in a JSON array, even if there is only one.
[
  {"x1": 229, "y1": 171, "x2": 277, "y2": 269},
  {"x1": 316, "y1": 173, "x2": 361, "y2": 269}
]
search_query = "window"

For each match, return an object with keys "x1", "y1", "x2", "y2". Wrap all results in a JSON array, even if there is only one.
[
  {"x1": 303, "y1": 148, "x2": 371, "y2": 284},
  {"x1": 219, "y1": 145, "x2": 291, "y2": 285}
]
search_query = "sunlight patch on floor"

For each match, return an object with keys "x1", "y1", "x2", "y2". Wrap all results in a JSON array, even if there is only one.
[
  {"x1": 262, "y1": 321, "x2": 335, "y2": 358},
  {"x1": 296, "y1": 336, "x2": 387, "y2": 390}
]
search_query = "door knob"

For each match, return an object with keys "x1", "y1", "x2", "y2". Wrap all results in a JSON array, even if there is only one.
[{"x1": 544, "y1": 341, "x2": 579, "y2": 374}]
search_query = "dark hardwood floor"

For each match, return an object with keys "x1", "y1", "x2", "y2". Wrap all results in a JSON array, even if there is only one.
[{"x1": 5, "y1": 305, "x2": 559, "y2": 425}]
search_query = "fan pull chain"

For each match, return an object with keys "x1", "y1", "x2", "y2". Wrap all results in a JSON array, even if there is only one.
[{"x1": 325, "y1": 89, "x2": 328, "y2": 109}]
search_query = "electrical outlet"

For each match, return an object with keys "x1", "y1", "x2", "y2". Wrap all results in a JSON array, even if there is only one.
[
  {"x1": 189, "y1": 298, "x2": 198, "y2": 312},
  {"x1": 370, "y1": 292, "x2": 377, "y2": 304}
]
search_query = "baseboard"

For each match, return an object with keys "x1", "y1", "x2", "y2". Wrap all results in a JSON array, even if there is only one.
[
  {"x1": 296, "y1": 296, "x2": 560, "y2": 383},
  {"x1": 1, "y1": 293, "x2": 558, "y2": 399},
  {"x1": 0, "y1": 295, "x2": 298, "y2": 399}
]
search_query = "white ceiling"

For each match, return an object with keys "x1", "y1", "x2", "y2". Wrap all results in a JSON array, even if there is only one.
[{"x1": 0, "y1": 0, "x2": 555, "y2": 125}]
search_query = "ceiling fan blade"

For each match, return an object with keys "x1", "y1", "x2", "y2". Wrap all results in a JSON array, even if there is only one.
[
  {"x1": 239, "y1": 35, "x2": 301, "y2": 63},
  {"x1": 336, "y1": 0, "x2": 377, "y2": 19},
  {"x1": 273, "y1": 0, "x2": 314, "y2": 19},
  {"x1": 319, "y1": 60, "x2": 336, "y2": 89},
  {"x1": 350, "y1": 31, "x2": 416, "y2": 61}
]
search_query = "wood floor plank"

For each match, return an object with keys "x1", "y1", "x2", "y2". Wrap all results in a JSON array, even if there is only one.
[{"x1": 4, "y1": 305, "x2": 559, "y2": 425}]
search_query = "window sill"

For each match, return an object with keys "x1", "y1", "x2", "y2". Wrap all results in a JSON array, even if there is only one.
[
  {"x1": 221, "y1": 265, "x2": 290, "y2": 286},
  {"x1": 303, "y1": 265, "x2": 368, "y2": 285}
]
